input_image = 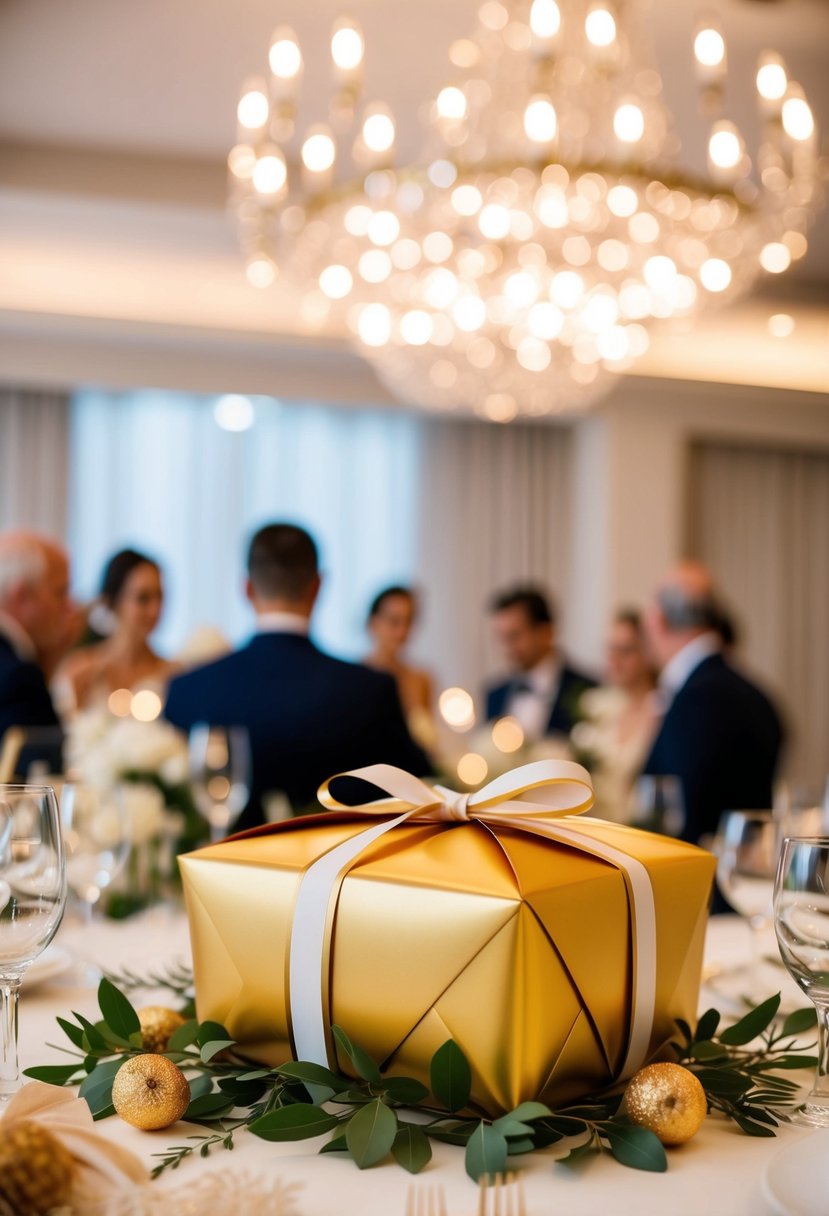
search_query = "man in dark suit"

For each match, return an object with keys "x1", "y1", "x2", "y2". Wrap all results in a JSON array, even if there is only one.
[
  {"x1": 0, "y1": 531, "x2": 70, "y2": 775},
  {"x1": 164, "y1": 523, "x2": 430, "y2": 831},
  {"x1": 641, "y1": 560, "x2": 784, "y2": 847},
  {"x1": 485, "y1": 586, "x2": 596, "y2": 740}
]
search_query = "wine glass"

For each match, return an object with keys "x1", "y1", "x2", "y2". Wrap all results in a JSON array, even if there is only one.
[
  {"x1": 714, "y1": 810, "x2": 778, "y2": 967},
  {"x1": 0, "y1": 784, "x2": 66, "y2": 1100},
  {"x1": 774, "y1": 837, "x2": 829, "y2": 1126},
  {"x1": 629, "y1": 774, "x2": 685, "y2": 837},
  {"x1": 188, "y1": 724, "x2": 251, "y2": 844},
  {"x1": 60, "y1": 784, "x2": 130, "y2": 922}
]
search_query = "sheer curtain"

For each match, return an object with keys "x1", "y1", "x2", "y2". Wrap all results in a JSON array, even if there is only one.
[
  {"x1": 0, "y1": 387, "x2": 71, "y2": 534},
  {"x1": 688, "y1": 441, "x2": 829, "y2": 792},
  {"x1": 68, "y1": 390, "x2": 421, "y2": 659},
  {"x1": 414, "y1": 418, "x2": 573, "y2": 696}
]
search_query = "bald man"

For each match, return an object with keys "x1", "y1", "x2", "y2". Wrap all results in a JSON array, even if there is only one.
[
  {"x1": 0, "y1": 531, "x2": 71, "y2": 773},
  {"x1": 641, "y1": 560, "x2": 783, "y2": 847}
]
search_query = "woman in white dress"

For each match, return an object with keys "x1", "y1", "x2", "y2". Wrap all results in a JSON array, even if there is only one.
[
  {"x1": 573, "y1": 609, "x2": 661, "y2": 822},
  {"x1": 54, "y1": 549, "x2": 178, "y2": 714}
]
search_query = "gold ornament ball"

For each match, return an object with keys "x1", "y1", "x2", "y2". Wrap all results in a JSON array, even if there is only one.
[
  {"x1": 112, "y1": 1054, "x2": 191, "y2": 1130},
  {"x1": 0, "y1": 1119, "x2": 75, "y2": 1215},
  {"x1": 137, "y1": 1005, "x2": 187, "y2": 1053},
  {"x1": 623, "y1": 1063, "x2": 707, "y2": 1146}
]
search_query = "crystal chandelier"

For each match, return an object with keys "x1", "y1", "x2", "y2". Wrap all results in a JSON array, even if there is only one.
[{"x1": 229, "y1": 0, "x2": 821, "y2": 420}]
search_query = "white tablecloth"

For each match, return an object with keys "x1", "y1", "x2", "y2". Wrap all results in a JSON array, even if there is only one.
[{"x1": 17, "y1": 910, "x2": 817, "y2": 1216}]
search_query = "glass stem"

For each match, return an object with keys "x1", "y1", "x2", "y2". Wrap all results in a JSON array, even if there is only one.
[
  {"x1": 0, "y1": 976, "x2": 21, "y2": 1101},
  {"x1": 810, "y1": 1002, "x2": 829, "y2": 1102}
]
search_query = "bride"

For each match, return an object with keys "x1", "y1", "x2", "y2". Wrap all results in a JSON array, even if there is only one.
[{"x1": 54, "y1": 548, "x2": 178, "y2": 714}]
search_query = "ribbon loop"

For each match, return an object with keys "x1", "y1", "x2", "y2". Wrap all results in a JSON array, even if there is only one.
[{"x1": 433, "y1": 785, "x2": 471, "y2": 821}]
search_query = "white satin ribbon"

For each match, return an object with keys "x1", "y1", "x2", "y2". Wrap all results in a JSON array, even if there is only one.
[{"x1": 287, "y1": 759, "x2": 656, "y2": 1083}]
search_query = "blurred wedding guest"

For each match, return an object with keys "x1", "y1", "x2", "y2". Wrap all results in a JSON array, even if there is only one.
[
  {"x1": 164, "y1": 523, "x2": 431, "y2": 830},
  {"x1": 486, "y1": 585, "x2": 596, "y2": 741},
  {"x1": 641, "y1": 560, "x2": 783, "y2": 847},
  {"x1": 572, "y1": 609, "x2": 660, "y2": 822},
  {"x1": 364, "y1": 586, "x2": 436, "y2": 752},
  {"x1": 0, "y1": 530, "x2": 73, "y2": 774},
  {"x1": 54, "y1": 549, "x2": 177, "y2": 713}
]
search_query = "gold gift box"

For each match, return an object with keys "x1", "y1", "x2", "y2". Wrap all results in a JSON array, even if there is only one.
[{"x1": 180, "y1": 769, "x2": 715, "y2": 1117}]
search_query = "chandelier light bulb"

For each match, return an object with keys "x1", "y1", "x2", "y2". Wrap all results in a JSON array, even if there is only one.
[
  {"x1": 782, "y1": 93, "x2": 815, "y2": 141},
  {"x1": 708, "y1": 122, "x2": 743, "y2": 171},
  {"x1": 362, "y1": 109, "x2": 396, "y2": 153},
  {"x1": 478, "y1": 203, "x2": 512, "y2": 240},
  {"x1": 245, "y1": 257, "x2": 276, "y2": 289},
  {"x1": 237, "y1": 87, "x2": 269, "y2": 130},
  {"x1": 530, "y1": 0, "x2": 561, "y2": 40},
  {"x1": 550, "y1": 270, "x2": 585, "y2": 309},
  {"x1": 319, "y1": 264, "x2": 353, "y2": 299},
  {"x1": 400, "y1": 309, "x2": 433, "y2": 345},
  {"x1": 693, "y1": 27, "x2": 726, "y2": 69},
  {"x1": 269, "y1": 30, "x2": 302, "y2": 80},
  {"x1": 524, "y1": 97, "x2": 557, "y2": 143},
  {"x1": 699, "y1": 258, "x2": 732, "y2": 292},
  {"x1": 358, "y1": 302, "x2": 392, "y2": 346},
  {"x1": 452, "y1": 295, "x2": 487, "y2": 332},
  {"x1": 301, "y1": 129, "x2": 336, "y2": 173},
  {"x1": 756, "y1": 55, "x2": 787, "y2": 102},
  {"x1": 585, "y1": 7, "x2": 617, "y2": 48},
  {"x1": 331, "y1": 20, "x2": 364, "y2": 72},
  {"x1": 252, "y1": 150, "x2": 287, "y2": 196},
  {"x1": 367, "y1": 210, "x2": 401, "y2": 246},
  {"x1": 768, "y1": 313, "x2": 795, "y2": 338},
  {"x1": 228, "y1": 144, "x2": 256, "y2": 180},
  {"x1": 436, "y1": 86, "x2": 467, "y2": 121},
  {"x1": 451, "y1": 184, "x2": 483, "y2": 216},
  {"x1": 614, "y1": 103, "x2": 645, "y2": 143}
]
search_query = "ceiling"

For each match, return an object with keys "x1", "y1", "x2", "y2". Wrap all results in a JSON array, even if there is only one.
[{"x1": 0, "y1": 0, "x2": 827, "y2": 403}]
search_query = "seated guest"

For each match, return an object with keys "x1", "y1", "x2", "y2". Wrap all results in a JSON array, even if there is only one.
[
  {"x1": 0, "y1": 530, "x2": 72, "y2": 774},
  {"x1": 486, "y1": 585, "x2": 596, "y2": 740},
  {"x1": 54, "y1": 548, "x2": 177, "y2": 713},
  {"x1": 164, "y1": 523, "x2": 430, "y2": 830},
  {"x1": 641, "y1": 560, "x2": 784, "y2": 847},
  {"x1": 364, "y1": 586, "x2": 436, "y2": 752},
  {"x1": 573, "y1": 608, "x2": 660, "y2": 822}
]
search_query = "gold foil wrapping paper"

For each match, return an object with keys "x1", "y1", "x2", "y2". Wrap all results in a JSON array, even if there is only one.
[{"x1": 180, "y1": 775, "x2": 715, "y2": 1117}]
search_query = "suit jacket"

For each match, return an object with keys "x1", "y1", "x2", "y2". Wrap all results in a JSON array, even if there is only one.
[
  {"x1": 486, "y1": 662, "x2": 597, "y2": 737},
  {"x1": 0, "y1": 635, "x2": 63, "y2": 774},
  {"x1": 164, "y1": 632, "x2": 431, "y2": 831},
  {"x1": 642, "y1": 653, "x2": 783, "y2": 845}
]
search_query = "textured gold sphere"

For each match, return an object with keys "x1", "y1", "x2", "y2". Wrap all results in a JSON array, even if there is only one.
[
  {"x1": 623, "y1": 1063, "x2": 707, "y2": 1146},
  {"x1": 137, "y1": 1005, "x2": 187, "y2": 1053},
  {"x1": 0, "y1": 1119, "x2": 75, "y2": 1215},
  {"x1": 112, "y1": 1054, "x2": 191, "y2": 1130}
]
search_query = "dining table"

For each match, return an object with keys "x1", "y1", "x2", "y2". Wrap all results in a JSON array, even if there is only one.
[{"x1": 17, "y1": 907, "x2": 821, "y2": 1216}]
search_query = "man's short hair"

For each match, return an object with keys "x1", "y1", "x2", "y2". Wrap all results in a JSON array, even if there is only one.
[
  {"x1": 0, "y1": 534, "x2": 47, "y2": 605},
  {"x1": 490, "y1": 585, "x2": 555, "y2": 627},
  {"x1": 247, "y1": 524, "x2": 319, "y2": 601},
  {"x1": 657, "y1": 585, "x2": 720, "y2": 632}
]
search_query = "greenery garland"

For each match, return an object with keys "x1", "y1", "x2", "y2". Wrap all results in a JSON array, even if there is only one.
[{"x1": 25, "y1": 976, "x2": 817, "y2": 1183}]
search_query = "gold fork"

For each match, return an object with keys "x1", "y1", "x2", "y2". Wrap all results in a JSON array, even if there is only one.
[
  {"x1": 477, "y1": 1172, "x2": 528, "y2": 1216},
  {"x1": 405, "y1": 1182, "x2": 448, "y2": 1216}
]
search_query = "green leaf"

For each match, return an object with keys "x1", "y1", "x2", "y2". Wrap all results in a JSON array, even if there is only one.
[
  {"x1": 601, "y1": 1122, "x2": 667, "y2": 1172},
  {"x1": 556, "y1": 1139, "x2": 597, "y2": 1168},
  {"x1": 216, "y1": 1076, "x2": 268, "y2": 1103},
  {"x1": 759, "y1": 1054, "x2": 819, "y2": 1070},
  {"x1": 56, "y1": 1016, "x2": 86, "y2": 1051},
  {"x1": 506, "y1": 1138, "x2": 536, "y2": 1155},
  {"x1": 689, "y1": 1040, "x2": 728, "y2": 1061},
  {"x1": 465, "y1": 1121, "x2": 508, "y2": 1183},
  {"x1": 382, "y1": 1077, "x2": 430, "y2": 1105},
  {"x1": 79, "y1": 1057, "x2": 123, "y2": 1119},
  {"x1": 781, "y1": 1007, "x2": 818, "y2": 1037},
  {"x1": 718, "y1": 995, "x2": 781, "y2": 1045},
  {"x1": 167, "y1": 1020, "x2": 200, "y2": 1052},
  {"x1": 97, "y1": 978, "x2": 141, "y2": 1041},
  {"x1": 694, "y1": 1009, "x2": 721, "y2": 1042},
  {"x1": 430, "y1": 1040, "x2": 472, "y2": 1113},
  {"x1": 538, "y1": 1115, "x2": 592, "y2": 1137},
  {"x1": 675, "y1": 1018, "x2": 693, "y2": 1044},
  {"x1": 345, "y1": 1099, "x2": 398, "y2": 1168},
  {"x1": 732, "y1": 1113, "x2": 777, "y2": 1138},
  {"x1": 391, "y1": 1124, "x2": 433, "y2": 1174},
  {"x1": 22, "y1": 1063, "x2": 84, "y2": 1086},
  {"x1": 185, "y1": 1093, "x2": 235, "y2": 1122},
  {"x1": 249, "y1": 1105, "x2": 341, "y2": 1142},
  {"x1": 275, "y1": 1061, "x2": 345, "y2": 1095},
  {"x1": 693, "y1": 1068, "x2": 753, "y2": 1098},
  {"x1": 332, "y1": 1025, "x2": 382, "y2": 1084},
  {"x1": 188, "y1": 1075, "x2": 215, "y2": 1101},
  {"x1": 73, "y1": 1012, "x2": 107, "y2": 1054},
  {"x1": 492, "y1": 1117, "x2": 534, "y2": 1139},
  {"x1": 196, "y1": 1020, "x2": 233, "y2": 1049},
  {"x1": 507, "y1": 1101, "x2": 554, "y2": 1123},
  {"x1": 200, "y1": 1039, "x2": 237, "y2": 1064}
]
